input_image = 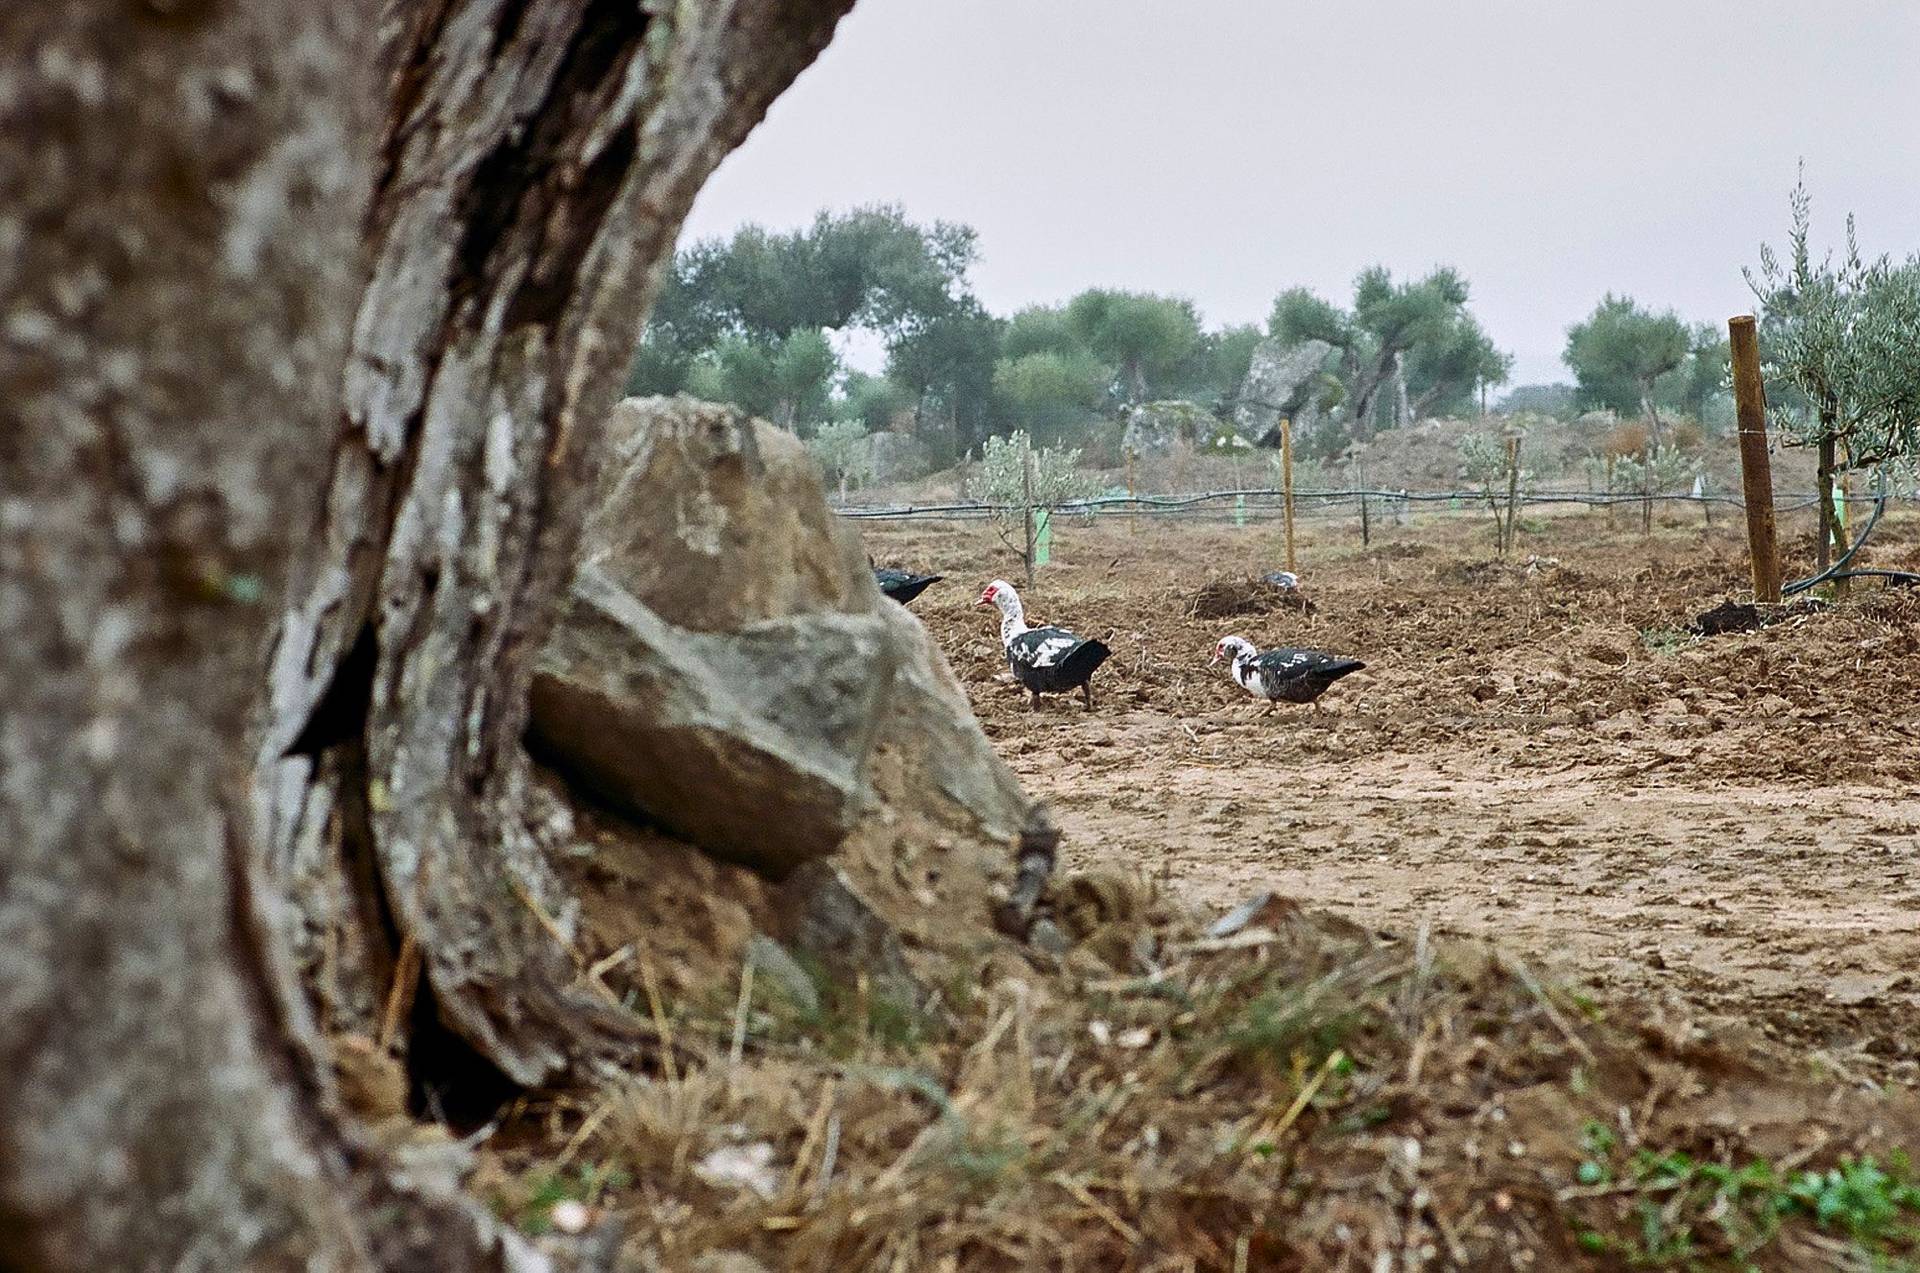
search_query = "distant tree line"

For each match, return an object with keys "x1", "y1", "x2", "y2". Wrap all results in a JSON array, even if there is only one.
[
  {"x1": 633, "y1": 198, "x2": 1909, "y2": 477},
  {"x1": 626, "y1": 205, "x2": 1275, "y2": 460},
  {"x1": 627, "y1": 205, "x2": 1523, "y2": 467}
]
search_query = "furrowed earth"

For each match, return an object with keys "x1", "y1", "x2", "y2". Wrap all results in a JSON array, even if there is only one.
[
  {"x1": 468, "y1": 502, "x2": 1920, "y2": 1270},
  {"x1": 870, "y1": 507, "x2": 1920, "y2": 1075}
]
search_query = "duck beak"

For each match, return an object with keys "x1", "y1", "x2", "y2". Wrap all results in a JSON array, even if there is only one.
[{"x1": 1209, "y1": 648, "x2": 1222, "y2": 666}]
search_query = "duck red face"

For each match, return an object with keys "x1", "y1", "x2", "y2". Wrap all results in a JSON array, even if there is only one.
[
  {"x1": 1210, "y1": 639, "x2": 1227, "y2": 666},
  {"x1": 977, "y1": 583, "x2": 999, "y2": 610}
]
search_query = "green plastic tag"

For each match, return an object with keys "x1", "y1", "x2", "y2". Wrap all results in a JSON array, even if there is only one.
[
  {"x1": 1034, "y1": 508, "x2": 1053, "y2": 567},
  {"x1": 1234, "y1": 494, "x2": 1247, "y2": 527}
]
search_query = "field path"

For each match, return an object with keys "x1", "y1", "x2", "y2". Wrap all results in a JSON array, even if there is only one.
[{"x1": 1024, "y1": 728, "x2": 1920, "y2": 1038}]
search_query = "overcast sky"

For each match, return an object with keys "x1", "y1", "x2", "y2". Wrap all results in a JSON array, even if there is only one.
[{"x1": 683, "y1": 1, "x2": 1920, "y2": 388}]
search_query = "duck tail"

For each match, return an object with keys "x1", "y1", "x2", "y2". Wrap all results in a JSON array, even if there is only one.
[{"x1": 1061, "y1": 639, "x2": 1111, "y2": 683}]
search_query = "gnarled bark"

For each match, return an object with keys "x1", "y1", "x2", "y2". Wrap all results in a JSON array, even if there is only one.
[
  {"x1": 0, "y1": 5, "x2": 380, "y2": 1268},
  {"x1": 255, "y1": 0, "x2": 854, "y2": 1089},
  {"x1": 3, "y1": 0, "x2": 853, "y2": 1266}
]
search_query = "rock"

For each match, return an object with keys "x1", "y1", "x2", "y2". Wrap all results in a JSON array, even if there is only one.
[
  {"x1": 585, "y1": 396, "x2": 872, "y2": 632},
  {"x1": 1122, "y1": 400, "x2": 1238, "y2": 457},
  {"x1": 691, "y1": 1142, "x2": 779, "y2": 1199},
  {"x1": 1026, "y1": 917, "x2": 1071, "y2": 956},
  {"x1": 533, "y1": 564, "x2": 892, "y2": 876},
  {"x1": 777, "y1": 860, "x2": 916, "y2": 997},
  {"x1": 531, "y1": 396, "x2": 1031, "y2": 878},
  {"x1": 862, "y1": 431, "x2": 931, "y2": 484},
  {"x1": 747, "y1": 933, "x2": 821, "y2": 1015},
  {"x1": 1236, "y1": 338, "x2": 1335, "y2": 444},
  {"x1": 1206, "y1": 890, "x2": 1300, "y2": 939}
]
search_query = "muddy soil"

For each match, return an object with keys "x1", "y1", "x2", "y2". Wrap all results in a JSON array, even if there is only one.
[{"x1": 861, "y1": 506, "x2": 1920, "y2": 1077}]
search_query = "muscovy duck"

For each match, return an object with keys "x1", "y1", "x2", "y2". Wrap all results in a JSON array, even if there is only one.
[
  {"x1": 874, "y1": 566, "x2": 942, "y2": 606},
  {"x1": 1212, "y1": 635, "x2": 1364, "y2": 713},
  {"x1": 979, "y1": 579, "x2": 1111, "y2": 710}
]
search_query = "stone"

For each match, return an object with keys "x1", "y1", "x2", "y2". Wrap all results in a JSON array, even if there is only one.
[
  {"x1": 1236, "y1": 337, "x2": 1335, "y2": 445},
  {"x1": 531, "y1": 396, "x2": 1031, "y2": 879},
  {"x1": 1122, "y1": 399, "x2": 1238, "y2": 457},
  {"x1": 533, "y1": 564, "x2": 893, "y2": 875},
  {"x1": 586, "y1": 395, "x2": 873, "y2": 633},
  {"x1": 1206, "y1": 890, "x2": 1301, "y2": 938},
  {"x1": 746, "y1": 933, "x2": 821, "y2": 1015},
  {"x1": 777, "y1": 859, "x2": 915, "y2": 996}
]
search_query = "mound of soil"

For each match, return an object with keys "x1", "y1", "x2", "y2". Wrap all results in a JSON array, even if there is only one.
[
  {"x1": 1186, "y1": 576, "x2": 1315, "y2": 620},
  {"x1": 1693, "y1": 596, "x2": 1829, "y2": 635}
]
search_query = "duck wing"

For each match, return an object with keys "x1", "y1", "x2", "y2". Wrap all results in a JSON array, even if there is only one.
[
  {"x1": 1008, "y1": 626, "x2": 1111, "y2": 692},
  {"x1": 1250, "y1": 648, "x2": 1365, "y2": 702}
]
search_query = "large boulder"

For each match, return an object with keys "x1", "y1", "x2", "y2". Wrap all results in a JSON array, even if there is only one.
[
  {"x1": 1236, "y1": 337, "x2": 1335, "y2": 446},
  {"x1": 530, "y1": 396, "x2": 1029, "y2": 883},
  {"x1": 532, "y1": 565, "x2": 895, "y2": 875},
  {"x1": 1122, "y1": 399, "x2": 1238, "y2": 457}
]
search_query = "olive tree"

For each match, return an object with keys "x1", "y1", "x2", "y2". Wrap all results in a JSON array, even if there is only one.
[
  {"x1": 1748, "y1": 175, "x2": 1920, "y2": 568},
  {"x1": 1564, "y1": 295, "x2": 1690, "y2": 445},
  {"x1": 1, "y1": 1, "x2": 855, "y2": 1267},
  {"x1": 968, "y1": 431, "x2": 1100, "y2": 583}
]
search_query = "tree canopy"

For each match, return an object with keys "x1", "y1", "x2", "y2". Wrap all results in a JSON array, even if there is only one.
[
  {"x1": 1563, "y1": 294, "x2": 1690, "y2": 434},
  {"x1": 628, "y1": 219, "x2": 1541, "y2": 465},
  {"x1": 1747, "y1": 176, "x2": 1920, "y2": 466},
  {"x1": 629, "y1": 204, "x2": 986, "y2": 434},
  {"x1": 1061, "y1": 289, "x2": 1204, "y2": 403},
  {"x1": 1266, "y1": 267, "x2": 1508, "y2": 444}
]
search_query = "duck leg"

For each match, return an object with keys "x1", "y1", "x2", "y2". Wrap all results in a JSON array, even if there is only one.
[
  {"x1": 1081, "y1": 682, "x2": 1094, "y2": 711},
  {"x1": 1030, "y1": 690, "x2": 1043, "y2": 712}
]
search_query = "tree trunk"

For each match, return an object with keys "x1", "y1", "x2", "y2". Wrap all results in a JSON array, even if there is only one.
[
  {"x1": 254, "y1": 0, "x2": 856, "y2": 1091},
  {"x1": 1393, "y1": 349, "x2": 1412, "y2": 428},
  {"x1": 0, "y1": 6, "x2": 383, "y2": 1267},
  {"x1": 3, "y1": 0, "x2": 854, "y2": 1266},
  {"x1": 1815, "y1": 430, "x2": 1836, "y2": 574},
  {"x1": 1640, "y1": 385, "x2": 1665, "y2": 450},
  {"x1": 1348, "y1": 346, "x2": 1397, "y2": 441}
]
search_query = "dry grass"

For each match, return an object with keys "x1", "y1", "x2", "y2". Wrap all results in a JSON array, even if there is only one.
[{"x1": 471, "y1": 879, "x2": 1920, "y2": 1271}]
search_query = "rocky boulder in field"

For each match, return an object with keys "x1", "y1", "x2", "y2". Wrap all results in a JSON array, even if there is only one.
[
  {"x1": 530, "y1": 396, "x2": 1029, "y2": 882},
  {"x1": 1236, "y1": 336, "x2": 1336, "y2": 445},
  {"x1": 1122, "y1": 399, "x2": 1238, "y2": 457}
]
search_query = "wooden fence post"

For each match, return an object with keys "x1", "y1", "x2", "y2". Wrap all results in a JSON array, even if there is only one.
[
  {"x1": 1503, "y1": 435, "x2": 1522, "y2": 555},
  {"x1": 1354, "y1": 449, "x2": 1371, "y2": 548},
  {"x1": 1125, "y1": 445, "x2": 1137, "y2": 535},
  {"x1": 1729, "y1": 315, "x2": 1782, "y2": 602},
  {"x1": 1280, "y1": 416, "x2": 1297, "y2": 574}
]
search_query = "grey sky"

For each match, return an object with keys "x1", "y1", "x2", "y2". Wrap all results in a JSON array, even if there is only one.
[{"x1": 683, "y1": 1, "x2": 1920, "y2": 388}]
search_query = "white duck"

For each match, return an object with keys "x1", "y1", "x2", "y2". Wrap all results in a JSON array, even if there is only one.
[
  {"x1": 1212, "y1": 635, "x2": 1364, "y2": 714},
  {"x1": 978, "y1": 579, "x2": 1111, "y2": 710}
]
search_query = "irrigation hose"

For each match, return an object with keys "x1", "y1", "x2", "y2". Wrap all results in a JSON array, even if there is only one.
[{"x1": 1781, "y1": 468, "x2": 1920, "y2": 594}]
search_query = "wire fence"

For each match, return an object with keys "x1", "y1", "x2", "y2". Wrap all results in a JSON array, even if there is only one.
[{"x1": 832, "y1": 486, "x2": 1848, "y2": 524}]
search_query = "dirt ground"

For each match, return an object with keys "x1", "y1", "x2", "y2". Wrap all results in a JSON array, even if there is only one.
[{"x1": 861, "y1": 504, "x2": 1920, "y2": 1078}]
